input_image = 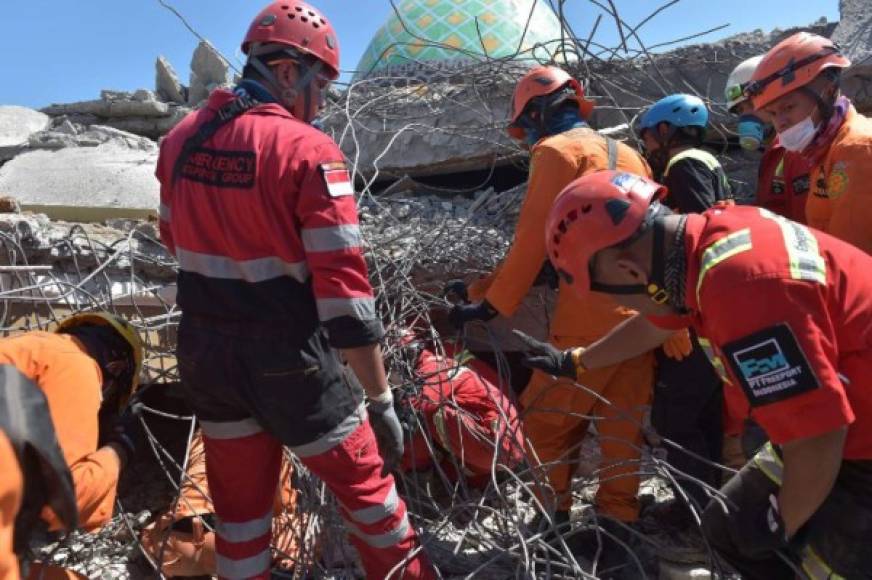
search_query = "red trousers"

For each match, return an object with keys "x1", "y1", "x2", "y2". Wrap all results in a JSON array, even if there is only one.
[{"x1": 202, "y1": 408, "x2": 434, "y2": 579}]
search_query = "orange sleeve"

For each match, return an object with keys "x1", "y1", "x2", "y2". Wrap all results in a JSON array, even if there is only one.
[
  {"x1": 826, "y1": 144, "x2": 872, "y2": 254},
  {"x1": 467, "y1": 268, "x2": 499, "y2": 303},
  {"x1": 0, "y1": 432, "x2": 22, "y2": 580},
  {"x1": 484, "y1": 144, "x2": 580, "y2": 316},
  {"x1": 43, "y1": 447, "x2": 121, "y2": 532}
]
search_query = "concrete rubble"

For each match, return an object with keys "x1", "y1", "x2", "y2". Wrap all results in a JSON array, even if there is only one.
[{"x1": 0, "y1": 105, "x2": 50, "y2": 161}]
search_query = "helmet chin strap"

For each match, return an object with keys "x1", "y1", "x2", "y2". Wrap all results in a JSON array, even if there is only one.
[
  {"x1": 589, "y1": 211, "x2": 672, "y2": 305},
  {"x1": 247, "y1": 45, "x2": 324, "y2": 120}
]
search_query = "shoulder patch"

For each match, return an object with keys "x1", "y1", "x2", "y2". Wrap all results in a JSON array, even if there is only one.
[
  {"x1": 722, "y1": 323, "x2": 819, "y2": 407},
  {"x1": 827, "y1": 161, "x2": 849, "y2": 199},
  {"x1": 319, "y1": 162, "x2": 354, "y2": 197}
]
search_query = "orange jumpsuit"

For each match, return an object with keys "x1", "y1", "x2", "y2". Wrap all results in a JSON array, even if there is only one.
[
  {"x1": 0, "y1": 431, "x2": 21, "y2": 580},
  {"x1": 140, "y1": 431, "x2": 300, "y2": 577},
  {"x1": 0, "y1": 333, "x2": 120, "y2": 532},
  {"x1": 805, "y1": 105, "x2": 872, "y2": 254},
  {"x1": 471, "y1": 128, "x2": 655, "y2": 521}
]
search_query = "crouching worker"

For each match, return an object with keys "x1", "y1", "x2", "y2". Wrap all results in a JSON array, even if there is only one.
[
  {"x1": 0, "y1": 360, "x2": 82, "y2": 580},
  {"x1": 517, "y1": 170, "x2": 872, "y2": 579},
  {"x1": 394, "y1": 336, "x2": 525, "y2": 488},
  {"x1": 0, "y1": 313, "x2": 143, "y2": 536},
  {"x1": 140, "y1": 431, "x2": 302, "y2": 577}
]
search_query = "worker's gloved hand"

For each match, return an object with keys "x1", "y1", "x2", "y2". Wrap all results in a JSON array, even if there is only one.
[
  {"x1": 662, "y1": 329, "x2": 693, "y2": 361},
  {"x1": 368, "y1": 391, "x2": 404, "y2": 476},
  {"x1": 729, "y1": 493, "x2": 789, "y2": 559},
  {"x1": 105, "y1": 401, "x2": 142, "y2": 466},
  {"x1": 449, "y1": 300, "x2": 498, "y2": 328},
  {"x1": 513, "y1": 330, "x2": 580, "y2": 379},
  {"x1": 443, "y1": 279, "x2": 469, "y2": 304}
]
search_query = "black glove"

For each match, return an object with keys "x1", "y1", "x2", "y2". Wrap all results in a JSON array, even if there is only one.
[
  {"x1": 443, "y1": 279, "x2": 469, "y2": 303},
  {"x1": 729, "y1": 493, "x2": 789, "y2": 559},
  {"x1": 105, "y1": 401, "x2": 142, "y2": 465},
  {"x1": 513, "y1": 330, "x2": 578, "y2": 379},
  {"x1": 368, "y1": 393, "x2": 404, "y2": 476},
  {"x1": 449, "y1": 300, "x2": 498, "y2": 328}
]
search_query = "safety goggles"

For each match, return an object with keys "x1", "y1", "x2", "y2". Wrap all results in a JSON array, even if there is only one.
[{"x1": 725, "y1": 84, "x2": 745, "y2": 103}]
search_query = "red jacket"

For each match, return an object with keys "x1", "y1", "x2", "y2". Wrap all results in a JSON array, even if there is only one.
[
  {"x1": 651, "y1": 205, "x2": 872, "y2": 458},
  {"x1": 756, "y1": 144, "x2": 810, "y2": 224},
  {"x1": 401, "y1": 347, "x2": 525, "y2": 482},
  {"x1": 156, "y1": 89, "x2": 381, "y2": 348}
]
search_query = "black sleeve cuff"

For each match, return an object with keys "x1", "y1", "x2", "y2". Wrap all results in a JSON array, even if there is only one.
[{"x1": 324, "y1": 316, "x2": 385, "y2": 349}]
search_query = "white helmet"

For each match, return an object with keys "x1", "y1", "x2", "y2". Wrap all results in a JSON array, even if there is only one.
[{"x1": 724, "y1": 55, "x2": 764, "y2": 112}]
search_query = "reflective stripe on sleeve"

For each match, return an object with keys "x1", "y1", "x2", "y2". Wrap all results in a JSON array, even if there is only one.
[
  {"x1": 302, "y1": 224, "x2": 362, "y2": 253},
  {"x1": 759, "y1": 208, "x2": 826, "y2": 285},
  {"x1": 696, "y1": 228, "x2": 753, "y2": 306},
  {"x1": 316, "y1": 296, "x2": 376, "y2": 321},
  {"x1": 751, "y1": 442, "x2": 783, "y2": 486}
]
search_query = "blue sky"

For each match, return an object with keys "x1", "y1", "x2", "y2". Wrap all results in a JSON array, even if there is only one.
[{"x1": 0, "y1": 1, "x2": 838, "y2": 108}]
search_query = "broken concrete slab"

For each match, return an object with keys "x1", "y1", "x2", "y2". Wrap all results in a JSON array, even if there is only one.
[
  {"x1": 0, "y1": 143, "x2": 159, "y2": 221},
  {"x1": 42, "y1": 93, "x2": 171, "y2": 119},
  {"x1": 27, "y1": 121, "x2": 157, "y2": 152},
  {"x1": 0, "y1": 106, "x2": 50, "y2": 147},
  {"x1": 833, "y1": 0, "x2": 872, "y2": 64},
  {"x1": 188, "y1": 41, "x2": 231, "y2": 105},
  {"x1": 156, "y1": 56, "x2": 186, "y2": 104},
  {"x1": 0, "y1": 106, "x2": 51, "y2": 161}
]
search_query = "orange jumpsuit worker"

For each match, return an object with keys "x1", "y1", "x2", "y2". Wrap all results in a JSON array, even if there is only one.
[
  {"x1": 448, "y1": 66, "x2": 670, "y2": 551},
  {"x1": 747, "y1": 32, "x2": 872, "y2": 253},
  {"x1": 140, "y1": 431, "x2": 301, "y2": 577},
  {"x1": 0, "y1": 363, "x2": 80, "y2": 580},
  {"x1": 0, "y1": 313, "x2": 143, "y2": 534}
]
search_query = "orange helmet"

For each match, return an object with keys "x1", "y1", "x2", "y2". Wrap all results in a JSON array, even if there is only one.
[
  {"x1": 508, "y1": 66, "x2": 594, "y2": 140},
  {"x1": 242, "y1": 1, "x2": 340, "y2": 80},
  {"x1": 546, "y1": 171, "x2": 666, "y2": 298},
  {"x1": 745, "y1": 32, "x2": 850, "y2": 110}
]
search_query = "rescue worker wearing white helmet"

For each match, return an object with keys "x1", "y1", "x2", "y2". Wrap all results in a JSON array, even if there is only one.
[{"x1": 725, "y1": 55, "x2": 811, "y2": 224}]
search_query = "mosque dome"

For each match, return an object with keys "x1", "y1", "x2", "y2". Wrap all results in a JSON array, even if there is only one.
[{"x1": 354, "y1": 0, "x2": 573, "y2": 80}]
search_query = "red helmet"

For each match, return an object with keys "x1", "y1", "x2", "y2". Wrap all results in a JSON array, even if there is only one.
[
  {"x1": 508, "y1": 66, "x2": 594, "y2": 140},
  {"x1": 242, "y1": 1, "x2": 340, "y2": 80},
  {"x1": 746, "y1": 32, "x2": 850, "y2": 110},
  {"x1": 546, "y1": 171, "x2": 666, "y2": 297}
]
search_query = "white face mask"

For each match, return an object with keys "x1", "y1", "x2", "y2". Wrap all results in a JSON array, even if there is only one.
[{"x1": 778, "y1": 116, "x2": 819, "y2": 152}]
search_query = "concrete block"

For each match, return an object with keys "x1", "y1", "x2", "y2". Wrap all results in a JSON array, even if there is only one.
[
  {"x1": 156, "y1": 56, "x2": 186, "y2": 103},
  {"x1": 0, "y1": 143, "x2": 159, "y2": 221},
  {"x1": 188, "y1": 41, "x2": 230, "y2": 105},
  {"x1": 0, "y1": 106, "x2": 50, "y2": 147}
]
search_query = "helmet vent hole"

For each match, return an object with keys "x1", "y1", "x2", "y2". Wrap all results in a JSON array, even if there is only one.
[
  {"x1": 301, "y1": 15, "x2": 308, "y2": 22},
  {"x1": 295, "y1": 5, "x2": 303, "y2": 11},
  {"x1": 281, "y1": 4, "x2": 288, "y2": 9},
  {"x1": 581, "y1": 204, "x2": 592, "y2": 214},
  {"x1": 690, "y1": 107, "x2": 698, "y2": 113},
  {"x1": 313, "y1": 22, "x2": 319, "y2": 28},
  {"x1": 320, "y1": 17, "x2": 326, "y2": 24},
  {"x1": 558, "y1": 221, "x2": 567, "y2": 234},
  {"x1": 308, "y1": 9, "x2": 315, "y2": 16},
  {"x1": 672, "y1": 106, "x2": 681, "y2": 113},
  {"x1": 288, "y1": 13, "x2": 295, "y2": 19}
]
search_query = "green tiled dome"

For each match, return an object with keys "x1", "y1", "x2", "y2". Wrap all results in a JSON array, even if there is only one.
[{"x1": 354, "y1": 0, "x2": 572, "y2": 79}]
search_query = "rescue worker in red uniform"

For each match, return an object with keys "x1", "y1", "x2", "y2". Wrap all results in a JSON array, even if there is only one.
[
  {"x1": 396, "y1": 338, "x2": 525, "y2": 488},
  {"x1": 0, "y1": 362, "x2": 80, "y2": 580},
  {"x1": 517, "y1": 170, "x2": 872, "y2": 578},
  {"x1": 725, "y1": 55, "x2": 810, "y2": 224},
  {"x1": 447, "y1": 66, "x2": 661, "y2": 559},
  {"x1": 0, "y1": 313, "x2": 143, "y2": 535},
  {"x1": 156, "y1": 3, "x2": 433, "y2": 578},
  {"x1": 747, "y1": 32, "x2": 872, "y2": 253}
]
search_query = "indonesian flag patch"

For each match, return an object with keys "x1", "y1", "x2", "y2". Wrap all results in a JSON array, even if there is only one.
[{"x1": 320, "y1": 162, "x2": 354, "y2": 197}]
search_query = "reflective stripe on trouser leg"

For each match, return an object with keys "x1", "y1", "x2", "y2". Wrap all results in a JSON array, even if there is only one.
[
  {"x1": 299, "y1": 414, "x2": 435, "y2": 579},
  {"x1": 202, "y1": 424, "x2": 281, "y2": 580}
]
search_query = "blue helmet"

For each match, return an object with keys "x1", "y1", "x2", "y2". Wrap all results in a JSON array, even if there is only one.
[{"x1": 638, "y1": 94, "x2": 709, "y2": 136}]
